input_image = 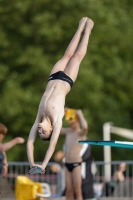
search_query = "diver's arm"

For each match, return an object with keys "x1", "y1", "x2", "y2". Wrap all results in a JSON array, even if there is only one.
[
  {"x1": 27, "y1": 122, "x2": 38, "y2": 167},
  {"x1": 42, "y1": 118, "x2": 62, "y2": 169}
]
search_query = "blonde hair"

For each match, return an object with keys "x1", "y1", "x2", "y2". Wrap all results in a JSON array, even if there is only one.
[{"x1": 0, "y1": 123, "x2": 8, "y2": 135}]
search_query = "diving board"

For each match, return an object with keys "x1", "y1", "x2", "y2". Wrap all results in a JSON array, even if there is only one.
[{"x1": 78, "y1": 140, "x2": 133, "y2": 148}]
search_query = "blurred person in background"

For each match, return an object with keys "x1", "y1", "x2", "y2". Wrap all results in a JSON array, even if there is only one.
[
  {"x1": 52, "y1": 150, "x2": 64, "y2": 167},
  {"x1": 110, "y1": 162, "x2": 126, "y2": 194},
  {"x1": 61, "y1": 108, "x2": 95, "y2": 200},
  {"x1": 27, "y1": 17, "x2": 94, "y2": 175},
  {"x1": 104, "y1": 162, "x2": 127, "y2": 197},
  {"x1": 49, "y1": 150, "x2": 65, "y2": 196},
  {"x1": 113, "y1": 162, "x2": 126, "y2": 182},
  {"x1": 80, "y1": 142, "x2": 95, "y2": 200},
  {"x1": 0, "y1": 123, "x2": 25, "y2": 177}
]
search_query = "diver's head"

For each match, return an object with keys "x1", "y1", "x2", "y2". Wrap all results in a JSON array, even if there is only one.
[{"x1": 38, "y1": 121, "x2": 53, "y2": 142}]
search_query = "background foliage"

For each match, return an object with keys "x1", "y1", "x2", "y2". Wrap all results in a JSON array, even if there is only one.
[{"x1": 0, "y1": 0, "x2": 133, "y2": 161}]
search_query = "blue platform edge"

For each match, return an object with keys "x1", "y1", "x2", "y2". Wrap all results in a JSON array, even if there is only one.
[{"x1": 78, "y1": 140, "x2": 133, "y2": 148}]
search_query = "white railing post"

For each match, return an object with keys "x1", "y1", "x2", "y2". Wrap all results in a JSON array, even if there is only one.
[
  {"x1": 103, "y1": 122, "x2": 112, "y2": 182},
  {"x1": 103, "y1": 122, "x2": 133, "y2": 183}
]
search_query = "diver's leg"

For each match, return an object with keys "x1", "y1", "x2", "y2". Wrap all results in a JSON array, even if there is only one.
[
  {"x1": 64, "y1": 18, "x2": 94, "y2": 82},
  {"x1": 49, "y1": 17, "x2": 87, "y2": 75}
]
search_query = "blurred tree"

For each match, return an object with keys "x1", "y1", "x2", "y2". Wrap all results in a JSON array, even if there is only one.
[{"x1": 0, "y1": 0, "x2": 133, "y2": 161}]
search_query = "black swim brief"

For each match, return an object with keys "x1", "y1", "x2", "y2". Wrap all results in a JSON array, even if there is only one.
[
  {"x1": 65, "y1": 162, "x2": 81, "y2": 172},
  {"x1": 48, "y1": 71, "x2": 74, "y2": 88}
]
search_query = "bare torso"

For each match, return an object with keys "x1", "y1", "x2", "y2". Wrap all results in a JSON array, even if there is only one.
[
  {"x1": 38, "y1": 79, "x2": 71, "y2": 124},
  {"x1": 65, "y1": 128, "x2": 86, "y2": 163}
]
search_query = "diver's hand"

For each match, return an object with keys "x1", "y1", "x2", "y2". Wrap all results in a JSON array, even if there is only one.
[{"x1": 29, "y1": 164, "x2": 45, "y2": 174}]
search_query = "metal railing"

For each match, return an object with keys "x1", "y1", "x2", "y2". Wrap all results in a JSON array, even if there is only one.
[
  {"x1": 5, "y1": 160, "x2": 133, "y2": 198},
  {"x1": 93, "y1": 161, "x2": 133, "y2": 198},
  {"x1": 6, "y1": 161, "x2": 63, "y2": 196}
]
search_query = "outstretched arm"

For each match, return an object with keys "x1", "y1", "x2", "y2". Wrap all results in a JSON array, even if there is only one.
[
  {"x1": 41, "y1": 118, "x2": 62, "y2": 170},
  {"x1": 27, "y1": 122, "x2": 38, "y2": 167},
  {"x1": 29, "y1": 118, "x2": 63, "y2": 174},
  {"x1": 0, "y1": 137, "x2": 24, "y2": 151}
]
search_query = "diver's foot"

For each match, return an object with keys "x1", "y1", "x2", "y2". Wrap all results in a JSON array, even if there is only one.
[
  {"x1": 78, "y1": 17, "x2": 88, "y2": 33},
  {"x1": 85, "y1": 18, "x2": 94, "y2": 34}
]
